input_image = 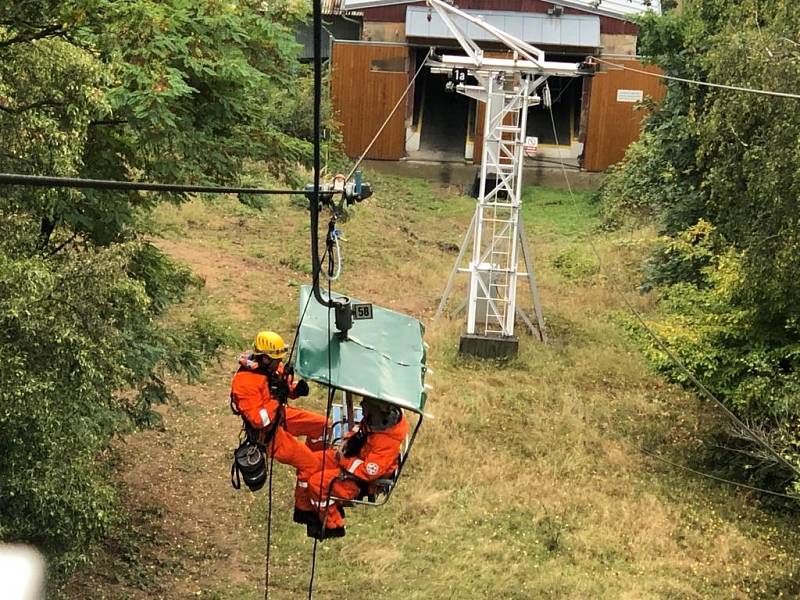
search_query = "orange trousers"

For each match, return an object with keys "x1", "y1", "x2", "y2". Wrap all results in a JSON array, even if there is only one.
[
  {"x1": 261, "y1": 406, "x2": 329, "y2": 482},
  {"x1": 293, "y1": 449, "x2": 360, "y2": 529}
]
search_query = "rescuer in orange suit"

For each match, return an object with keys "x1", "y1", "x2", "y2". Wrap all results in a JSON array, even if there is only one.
[
  {"x1": 294, "y1": 397, "x2": 410, "y2": 539},
  {"x1": 230, "y1": 331, "x2": 330, "y2": 483}
]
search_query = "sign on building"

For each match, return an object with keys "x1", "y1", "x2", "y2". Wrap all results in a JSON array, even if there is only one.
[
  {"x1": 524, "y1": 136, "x2": 539, "y2": 157},
  {"x1": 616, "y1": 89, "x2": 644, "y2": 103}
]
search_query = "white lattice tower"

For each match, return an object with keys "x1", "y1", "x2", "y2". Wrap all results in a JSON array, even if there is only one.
[{"x1": 466, "y1": 74, "x2": 533, "y2": 337}]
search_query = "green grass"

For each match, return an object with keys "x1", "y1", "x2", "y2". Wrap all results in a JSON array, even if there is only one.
[
  {"x1": 67, "y1": 173, "x2": 800, "y2": 600},
  {"x1": 521, "y1": 185, "x2": 598, "y2": 240}
]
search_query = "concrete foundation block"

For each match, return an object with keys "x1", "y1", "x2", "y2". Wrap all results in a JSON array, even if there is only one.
[{"x1": 459, "y1": 333, "x2": 519, "y2": 358}]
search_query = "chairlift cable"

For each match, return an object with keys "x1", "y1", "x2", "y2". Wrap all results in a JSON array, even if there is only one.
[
  {"x1": 0, "y1": 173, "x2": 303, "y2": 195},
  {"x1": 308, "y1": 0, "x2": 335, "y2": 310},
  {"x1": 544, "y1": 97, "x2": 800, "y2": 480},
  {"x1": 345, "y1": 47, "x2": 434, "y2": 182},
  {"x1": 591, "y1": 57, "x2": 800, "y2": 100}
]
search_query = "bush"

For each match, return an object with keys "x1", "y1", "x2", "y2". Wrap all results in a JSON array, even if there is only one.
[
  {"x1": 0, "y1": 0, "x2": 311, "y2": 571},
  {"x1": 0, "y1": 230, "x2": 231, "y2": 571},
  {"x1": 603, "y1": 0, "x2": 800, "y2": 491},
  {"x1": 550, "y1": 247, "x2": 599, "y2": 282}
]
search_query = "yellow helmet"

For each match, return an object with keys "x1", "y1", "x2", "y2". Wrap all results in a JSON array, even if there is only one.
[{"x1": 253, "y1": 331, "x2": 288, "y2": 359}]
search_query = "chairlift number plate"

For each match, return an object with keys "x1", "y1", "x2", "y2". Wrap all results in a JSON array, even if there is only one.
[
  {"x1": 451, "y1": 68, "x2": 469, "y2": 83},
  {"x1": 352, "y1": 303, "x2": 374, "y2": 320}
]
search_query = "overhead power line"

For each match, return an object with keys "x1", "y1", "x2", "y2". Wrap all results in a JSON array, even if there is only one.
[
  {"x1": 0, "y1": 173, "x2": 303, "y2": 195},
  {"x1": 591, "y1": 57, "x2": 800, "y2": 100}
]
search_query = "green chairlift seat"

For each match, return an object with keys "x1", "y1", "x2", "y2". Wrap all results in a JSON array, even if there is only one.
[{"x1": 294, "y1": 285, "x2": 428, "y2": 505}]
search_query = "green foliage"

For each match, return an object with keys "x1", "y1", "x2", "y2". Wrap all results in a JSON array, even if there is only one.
[
  {"x1": 0, "y1": 220, "x2": 231, "y2": 569},
  {"x1": 602, "y1": 0, "x2": 800, "y2": 487},
  {"x1": 641, "y1": 219, "x2": 720, "y2": 291},
  {"x1": 0, "y1": 0, "x2": 306, "y2": 573},
  {"x1": 631, "y1": 250, "x2": 800, "y2": 478},
  {"x1": 550, "y1": 246, "x2": 599, "y2": 282}
]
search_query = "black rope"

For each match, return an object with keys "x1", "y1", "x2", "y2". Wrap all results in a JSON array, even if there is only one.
[
  {"x1": 263, "y1": 239, "x2": 329, "y2": 600},
  {"x1": 264, "y1": 419, "x2": 279, "y2": 600},
  {"x1": 0, "y1": 173, "x2": 303, "y2": 195},
  {"x1": 307, "y1": 222, "x2": 337, "y2": 600}
]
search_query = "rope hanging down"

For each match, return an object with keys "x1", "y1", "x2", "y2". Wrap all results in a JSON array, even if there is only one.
[
  {"x1": 262, "y1": 246, "x2": 329, "y2": 600},
  {"x1": 639, "y1": 447, "x2": 800, "y2": 501},
  {"x1": 544, "y1": 91, "x2": 800, "y2": 481},
  {"x1": 307, "y1": 235, "x2": 337, "y2": 600},
  {"x1": 345, "y1": 47, "x2": 434, "y2": 181},
  {"x1": 0, "y1": 173, "x2": 303, "y2": 195},
  {"x1": 591, "y1": 57, "x2": 800, "y2": 100},
  {"x1": 264, "y1": 420, "x2": 278, "y2": 600}
]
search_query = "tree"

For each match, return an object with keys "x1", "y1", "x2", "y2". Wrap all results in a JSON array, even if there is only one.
[
  {"x1": 601, "y1": 0, "x2": 800, "y2": 491},
  {"x1": 0, "y1": 0, "x2": 314, "y2": 570}
]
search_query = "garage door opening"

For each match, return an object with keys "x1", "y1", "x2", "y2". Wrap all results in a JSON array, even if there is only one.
[
  {"x1": 526, "y1": 76, "x2": 583, "y2": 146},
  {"x1": 407, "y1": 56, "x2": 471, "y2": 161}
]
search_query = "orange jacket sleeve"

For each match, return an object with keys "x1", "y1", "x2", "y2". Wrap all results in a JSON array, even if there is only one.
[
  {"x1": 338, "y1": 418, "x2": 409, "y2": 481},
  {"x1": 231, "y1": 370, "x2": 276, "y2": 429}
]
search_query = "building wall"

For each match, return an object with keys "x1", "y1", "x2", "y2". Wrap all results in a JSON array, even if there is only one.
[
  {"x1": 330, "y1": 42, "x2": 410, "y2": 160},
  {"x1": 331, "y1": 2, "x2": 658, "y2": 167},
  {"x1": 600, "y1": 33, "x2": 637, "y2": 56},
  {"x1": 363, "y1": 21, "x2": 406, "y2": 42},
  {"x1": 582, "y1": 59, "x2": 665, "y2": 171},
  {"x1": 362, "y1": 0, "x2": 639, "y2": 34},
  {"x1": 297, "y1": 16, "x2": 362, "y2": 60}
]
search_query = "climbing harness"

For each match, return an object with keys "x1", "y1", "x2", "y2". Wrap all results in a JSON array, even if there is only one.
[{"x1": 229, "y1": 357, "x2": 292, "y2": 494}]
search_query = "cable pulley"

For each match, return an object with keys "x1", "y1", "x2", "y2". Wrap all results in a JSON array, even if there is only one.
[{"x1": 304, "y1": 173, "x2": 373, "y2": 211}]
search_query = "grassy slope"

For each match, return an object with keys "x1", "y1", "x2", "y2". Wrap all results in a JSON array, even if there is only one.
[{"x1": 67, "y1": 174, "x2": 800, "y2": 599}]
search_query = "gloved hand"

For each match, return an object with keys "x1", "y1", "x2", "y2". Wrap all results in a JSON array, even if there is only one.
[
  {"x1": 294, "y1": 380, "x2": 310, "y2": 397},
  {"x1": 342, "y1": 427, "x2": 366, "y2": 458},
  {"x1": 271, "y1": 378, "x2": 290, "y2": 402}
]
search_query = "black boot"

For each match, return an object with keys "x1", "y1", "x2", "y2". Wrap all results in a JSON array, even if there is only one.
[
  {"x1": 306, "y1": 519, "x2": 346, "y2": 540},
  {"x1": 323, "y1": 526, "x2": 346, "y2": 539},
  {"x1": 293, "y1": 508, "x2": 316, "y2": 525},
  {"x1": 306, "y1": 514, "x2": 323, "y2": 538}
]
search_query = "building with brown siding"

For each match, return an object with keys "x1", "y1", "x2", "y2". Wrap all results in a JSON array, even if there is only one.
[{"x1": 331, "y1": 0, "x2": 665, "y2": 171}]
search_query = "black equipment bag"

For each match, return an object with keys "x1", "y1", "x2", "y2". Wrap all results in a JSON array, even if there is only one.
[{"x1": 231, "y1": 437, "x2": 266, "y2": 492}]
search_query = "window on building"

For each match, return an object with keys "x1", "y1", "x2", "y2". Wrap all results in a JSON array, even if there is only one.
[{"x1": 370, "y1": 56, "x2": 407, "y2": 73}]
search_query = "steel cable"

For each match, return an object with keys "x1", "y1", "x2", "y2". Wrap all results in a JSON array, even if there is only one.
[
  {"x1": 591, "y1": 57, "x2": 800, "y2": 101},
  {"x1": 544, "y1": 90, "x2": 800, "y2": 481},
  {"x1": 0, "y1": 173, "x2": 303, "y2": 195},
  {"x1": 639, "y1": 447, "x2": 800, "y2": 502}
]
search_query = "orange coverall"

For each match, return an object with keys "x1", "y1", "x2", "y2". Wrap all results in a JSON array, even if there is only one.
[
  {"x1": 230, "y1": 361, "x2": 328, "y2": 480},
  {"x1": 301, "y1": 414, "x2": 410, "y2": 529}
]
